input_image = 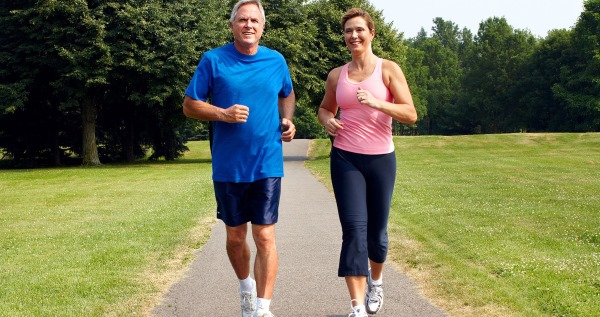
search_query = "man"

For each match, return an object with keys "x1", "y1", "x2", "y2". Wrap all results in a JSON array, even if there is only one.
[{"x1": 182, "y1": 1, "x2": 296, "y2": 316}]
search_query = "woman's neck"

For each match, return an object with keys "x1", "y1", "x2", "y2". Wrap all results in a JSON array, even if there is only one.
[{"x1": 350, "y1": 51, "x2": 377, "y2": 71}]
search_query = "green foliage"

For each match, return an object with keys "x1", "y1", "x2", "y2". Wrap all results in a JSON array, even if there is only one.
[
  {"x1": 261, "y1": 0, "x2": 326, "y2": 138},
  {"x1": 460, "y1": 17, "x2": 537, "y2": 133},
  {"x1": 0, "y1": 0, "x2": 230, "y2": 166},
  {"x1": 517, "y1": 29, "x2": 574, "y2": 131},
  {"x1": 411, "y1": 19, "x2": 462, "y2": 134},
  {"x1": 0, "y1": 1, "x2": 110, "y2": 166},
  {"x1": 550, "y1": 0, "x2": 600, "y2": 131},
  {"x1": 406, "y1": 2, "x2": 598, "y2": 135},
  {"x1": 1, "y1": 0, "x2": 599, "y2": 167}
]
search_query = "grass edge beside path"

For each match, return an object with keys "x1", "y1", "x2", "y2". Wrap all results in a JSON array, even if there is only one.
[
  {"x1": 305, "y1": 133, "x2": 600, "y2": 317},
  {"x1": 0, "y1": 141, "x2": 216, "y2": 317}
]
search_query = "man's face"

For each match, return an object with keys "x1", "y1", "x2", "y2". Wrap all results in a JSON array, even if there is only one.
[{"x1": 230, "y1": 3, "x2": 264, "y2": 51}]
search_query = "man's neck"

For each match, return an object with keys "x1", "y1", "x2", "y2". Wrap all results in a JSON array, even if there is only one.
[{"x1": 234, "y1": 42, "x2": 259, "y2": 55}]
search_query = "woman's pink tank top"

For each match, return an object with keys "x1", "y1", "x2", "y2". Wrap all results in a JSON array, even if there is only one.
[{"x1": 334, "y1": 58, "x2": 394, "y2": 154}]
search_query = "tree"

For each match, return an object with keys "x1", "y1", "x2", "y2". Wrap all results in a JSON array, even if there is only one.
[
  {"x1": 551, "y1": 0, "x2": 600, "y2": 131},
  {"x1": 0, "y1": 0, "x2": 227, "y2": 166},
  {"x1": 39, "y1": 1, "x2": 112, "y2": 165},
  {"x1": 99, "y1": 0, "x2": 229, "y2": 161},
  {"x1": 0, "y1": 0, "x2": 110, "y2": 166},
  {"x1": 517, "y1": 29, "x2": 573, "y2": 131},
  {"x1": 460, "y1": 17, "x2": 536, "y2": 133},
  {"x1": 261, "y1": 0, "x2": 327, "y2": 138},
  {"x1": 410, "y1": 18, "x2": 462, "y2": 134}
]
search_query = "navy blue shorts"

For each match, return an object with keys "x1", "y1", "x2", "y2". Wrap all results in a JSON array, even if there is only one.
[{"x1": 213, "y1": 177, "x2": 281, "y2": 227}]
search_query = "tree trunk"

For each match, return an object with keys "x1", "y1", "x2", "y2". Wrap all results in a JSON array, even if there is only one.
[
  {"x1": 124, "y1": 124, "x2": 135, "y2": 162},
  {"x1": 51, "y1": 132, "x2": 61, "y2": 166},
  {"x1": 81, "y1": 96, "x2": 101, "y2": 166}
]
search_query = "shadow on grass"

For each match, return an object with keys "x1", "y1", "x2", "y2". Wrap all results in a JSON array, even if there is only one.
[
  {"x1": 1, "y1": 153, "x2": 322, "y2": 169},
  {"x1": 307, "y1": 154, "x2": 331, "y2": 161},
  {"x1": 144, "y1": 158, "x2": 212, "y2": 165},
  {"x1": 0, "y1": 158, "x2": 213, "y2": 170}
]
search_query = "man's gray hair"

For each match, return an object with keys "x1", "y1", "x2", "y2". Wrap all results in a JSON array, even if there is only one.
[{"x1": 230, "y1": 0, "x2": 266, "y2": 26}]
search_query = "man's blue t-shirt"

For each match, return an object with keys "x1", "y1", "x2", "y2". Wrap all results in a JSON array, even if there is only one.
[{"x1": 185, "y1": 43, "x2": 293, "y2": 182}]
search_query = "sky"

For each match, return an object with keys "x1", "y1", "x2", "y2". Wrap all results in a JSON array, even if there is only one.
[{"x1": 368, "y1": 0, "x2": 585, "y2": 38}]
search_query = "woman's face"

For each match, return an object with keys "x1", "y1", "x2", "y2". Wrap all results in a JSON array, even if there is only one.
[{"x1": 343, "y1": 16, "x2": 374, "y2": 53}]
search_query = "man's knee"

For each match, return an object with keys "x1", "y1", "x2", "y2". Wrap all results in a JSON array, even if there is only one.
[
  {"x1": 226, "y1": 224, "x2": 248, "y2": 247},
  {"x1": 252, "y1": 224, "x2": 276, "y2": 250}
]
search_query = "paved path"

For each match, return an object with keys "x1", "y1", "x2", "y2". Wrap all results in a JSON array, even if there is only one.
[{"x1": 152, "y1": 139, "x2": 447, "y2": 317}]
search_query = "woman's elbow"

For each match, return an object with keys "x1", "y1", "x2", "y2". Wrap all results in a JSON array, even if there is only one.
[
  {"x1": 406, "y1": 112, "x2": 418, "y2": 124},
  {"x1": 399, "y1": 106, "x2": 418, "y2": 124}
]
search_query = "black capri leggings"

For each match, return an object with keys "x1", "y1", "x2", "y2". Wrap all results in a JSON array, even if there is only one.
[{"x1": 330, "y1": 146, "x2": 396, "y2": 277}]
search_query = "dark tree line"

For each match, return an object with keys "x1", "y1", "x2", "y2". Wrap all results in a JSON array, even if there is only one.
[
  {"x1": 410, "y1": 0, "x2": 599, "y2": 135},
  {"x1": 0, "y1": 0, "x2": 230, "y2": 166},
  {"x1": 1, "y1": 0, "x2": 598, "y2": 167}
]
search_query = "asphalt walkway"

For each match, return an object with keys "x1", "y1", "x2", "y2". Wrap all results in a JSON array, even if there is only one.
[{"x1": 152, "y1": 139, "x2": 447, "y2": 317}]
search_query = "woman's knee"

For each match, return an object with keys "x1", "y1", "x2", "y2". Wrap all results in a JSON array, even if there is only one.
[{"x1": 367, "y1": 233, "x2": 388, "y2": 262}]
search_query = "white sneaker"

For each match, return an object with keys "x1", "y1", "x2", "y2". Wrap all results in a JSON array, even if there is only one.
[
  {"x1": 255, "y1": 308, "x2": 275, "y2": 317},
  {"x1": 366, "y1": 284, "x2": 383, "y2": 314},
  {"x1": 240, "y1": 279, "x2": 257, "y2": 317},
  {"x1": 348, "y1": 306, "x2": 368, "y2": 317},
  {"x1": 366, "y1": 269, "x2": 383, "y2": 314}
]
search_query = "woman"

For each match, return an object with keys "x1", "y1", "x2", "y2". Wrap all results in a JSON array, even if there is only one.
[{"x1": 317, "y1": 7, "x2": 417, "y2": 317}]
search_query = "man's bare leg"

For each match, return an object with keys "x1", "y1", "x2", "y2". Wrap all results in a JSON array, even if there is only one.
[
  {"x1": 226, "y1": 223, "x2": 251, "y2": 279},
  {"x1": 252, "y1": 224, "x2": 278, "y2": 299}
]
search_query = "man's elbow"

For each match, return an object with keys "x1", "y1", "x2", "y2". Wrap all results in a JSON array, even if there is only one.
[
  {"x1": 182, "y1": 104, "x2": 192, "y2": 118},
  {"x1": 182, "y1": 97, "x2": 194, "y2": 118}
]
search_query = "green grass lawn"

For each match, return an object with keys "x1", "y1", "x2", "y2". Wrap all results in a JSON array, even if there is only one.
[
  {"x1": 0, "y1": 141, "x2": 215, "y2": 317},
  {"x1": 306, "y1": 133, "x2": 600, "y2": 317},
  {"x1": 1, "y1": 134, "x2": 598, "y2": 317}
]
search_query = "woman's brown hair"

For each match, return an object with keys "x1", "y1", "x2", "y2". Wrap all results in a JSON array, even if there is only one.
[{"x1": 341, "y1": 8, "x2": 375, "y2": 31}]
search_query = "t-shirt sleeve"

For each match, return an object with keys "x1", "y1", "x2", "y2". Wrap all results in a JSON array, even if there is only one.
[
  {"x1": 184, "y1": 55, "x2": 212, "y2": 101},
  {"x1": 279, "y1": 56, "x2": 293, "y2": 98}
]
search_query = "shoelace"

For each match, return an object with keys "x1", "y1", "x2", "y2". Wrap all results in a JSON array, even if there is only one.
[
  {"x1": 348, "y1": 309, "x2": 366, "y2": 317},
  {"x1": 367, "y1": 285, "x2": 383, "y2": 304},
  {"x1": 348, "y1": 302, "x2": 366, "y2": 317},
  {"x1": 241, "y1": 291, "x2": 255, "y2": 312}
]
